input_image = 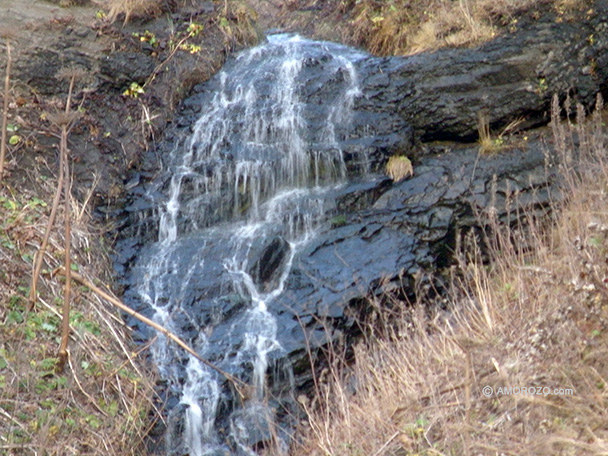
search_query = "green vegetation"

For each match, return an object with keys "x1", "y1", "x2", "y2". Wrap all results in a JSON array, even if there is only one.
[
  {"x1": 0, "y1": 184, "x2": 157, "y2": 455},
  {"x1": 123, "y1": 81, "x2": 145, "y2": 98},
  {"x1": 330, "y1": 214, "x2": 348, "y2": 228}
]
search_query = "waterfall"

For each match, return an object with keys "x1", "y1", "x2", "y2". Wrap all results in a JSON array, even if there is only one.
[{"x1": 124, "y1": 34, "x2": 369, "y2": 455}]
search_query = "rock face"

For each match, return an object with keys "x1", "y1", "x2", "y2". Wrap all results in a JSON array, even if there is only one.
[
  {"x1": 357, "y1": 5, "x2": 608, "y2": 141},
  {"x1": 114, "y1": 4, "x2": 608, "y2": 454}
]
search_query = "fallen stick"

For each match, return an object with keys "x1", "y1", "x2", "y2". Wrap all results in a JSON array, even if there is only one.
[{"x1": 54, "y1": 267, "x2": 247, "y2": 396}]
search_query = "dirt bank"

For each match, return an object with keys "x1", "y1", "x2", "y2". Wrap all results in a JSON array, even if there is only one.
[{"x1": 0, "y1": 0, "x2": 259, "y2": 206}]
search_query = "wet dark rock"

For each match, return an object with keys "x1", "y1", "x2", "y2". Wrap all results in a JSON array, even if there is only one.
[
  {"x1": 247, "y1": 236, "x2": 291, "y2": 292},
  {"x1": 357, "y1": 10, "x2": 608, "y2": 141},
  {"x1": 100, "y1": 51, "x2": 156, "y2": 88},
  {"x1": 13, "y1": 47, "x2": 95, "y2": 96},
  {"x1": 229, "y1": 404, "x2": 274, "y2": 450}
]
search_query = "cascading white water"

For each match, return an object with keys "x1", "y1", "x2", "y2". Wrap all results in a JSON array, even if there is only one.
[{"x1": 131, "y1": 34, "x2": 369, "y2": 455}]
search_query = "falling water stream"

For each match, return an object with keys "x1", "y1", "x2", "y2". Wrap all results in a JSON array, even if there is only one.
[{"x1": 124, "y1": 34, "x2": 372, "y2": 455}]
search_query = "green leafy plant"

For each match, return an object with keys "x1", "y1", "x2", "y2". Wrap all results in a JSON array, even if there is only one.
[
  {"x1": 179, "y1": 42, "x2": 202, "y2": 54},
  {"x1": 536, "y1": 77, "x2": 548, "y2": 95},
  {"x1": 123, "y1": 82, "x2": 145, "y2": 98},
  {"x1": 132, "y1": 30, "x2": 158, "y2": 46},
  {"x1": 6, "y1": 123, "x2": 20, "y2": 145},
  {"x1": 187, "y1": 22, "x2": 204, "y2": 37}
]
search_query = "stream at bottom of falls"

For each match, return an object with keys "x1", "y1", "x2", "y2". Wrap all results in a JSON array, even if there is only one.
[{"x1": 120, "y1": 33, "x2": 377, "y2": 455}]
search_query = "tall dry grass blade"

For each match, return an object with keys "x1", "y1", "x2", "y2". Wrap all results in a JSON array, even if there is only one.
[
  {"x1": 29, "y1": 133, "x2": 64, "y2": 309},
  {"x1": 56, "y1": 122, "x2": 71, "y2": 373},
  {"x1": 56, "y1": 74, "x2": 76, "y2": 373},
  {"x1": 0, "y1": 39, "x2": 11, "y2": 181}
]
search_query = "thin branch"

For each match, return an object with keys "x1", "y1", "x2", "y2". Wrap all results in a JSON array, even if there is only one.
[
  {"x1": 56, "y1": 122, "x2": 71, "y2": 372},
  {"x1": 0, "y1": 38, "x2": 11, "y2": 180},
  {"x1": 55, "y1": 268, "x2": 248, "y2": 397},
  {"x1": 29, "y1": 136, "x2": 64, "y2": 309},
  {"x1": 57, "y1": 75, "x2": 76, "y2": 373}
]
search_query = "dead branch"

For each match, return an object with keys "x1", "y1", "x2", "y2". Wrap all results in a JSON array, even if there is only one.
[
  {"x1": 0, "y1": 38, "x2": 11, "y2": 180},
  {"x1": 56, "y1": 74, "x2": 76, "y2": 373},
  {"x1": 55, "y1": 267, "x2": 247, "y2": 397}
]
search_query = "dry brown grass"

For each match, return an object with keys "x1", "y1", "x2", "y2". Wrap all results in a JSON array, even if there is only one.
[
  {"x1": 0, "y1": 172, "x2": 159, "y2": 455},
  {"x1": 105, "y1": 0, "x2": 165, "y2": 24},
  {"x1": 273, "y1": 0, "x2": 585, "y2": 56},
  {"x1": 477, "y1": 112, "x2": 525, "y2": 154},
  {"x1": 218, "y1": 1, "x2": 261, "y2": 50},
  {"x1": 386, "y1": 155, "x2": 414, "y2": 182},
  {"x1": 348, "y1": 0, "x2": 548, "y2": 55},
  {"x1": 291, "y1": 96, "x2": 608, "y2": 455}
]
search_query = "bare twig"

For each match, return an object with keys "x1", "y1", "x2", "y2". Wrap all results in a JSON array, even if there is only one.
[
  {"x1": 57, "y1": 74, "x2": 77, "y2": 373},
  {"x1": 0, "y1": 38, "x2": 11, "y2": 180},
  {"x1": 56, "y1": 121, "x2": 71, "y2": 372},
  {"x1": 370, "y1": 431, "x2": 400, "y2": 456},
  {"x1": 29, "y1": 133, "x2": 64, "y2": 309}
]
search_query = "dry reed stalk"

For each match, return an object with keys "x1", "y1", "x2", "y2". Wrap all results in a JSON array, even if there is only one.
[
  {"x1": 56, "y1": 72, "x2": 80, "y2": 372},
  {"x1": 0, "y1": 39, "x2": 11, "y2": 180},
  {"x1": 56, "y1": 120, "x2": 71, "y2": 372},
  {"x1": 29, "y1": 133, "x2": 64, "y2": 309}
]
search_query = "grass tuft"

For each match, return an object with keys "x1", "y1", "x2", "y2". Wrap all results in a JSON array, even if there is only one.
[
  {"x1": 105, "y1": 0, "x2": 165, "y2": 25},
  {"x1": 386, "y1": 155, "x2": 414, "y2": 182}
]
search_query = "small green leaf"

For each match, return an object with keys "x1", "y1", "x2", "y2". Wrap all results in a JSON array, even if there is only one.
[
  {"x1": 1, "y1": 239, "x2": 15, "y2": 250},
  {"x1": 8, "y1": 135, "x2": 21, "y2": 145},
  {"x1": 0, "y1": 357, "x2": 8, "y2": 369},
  {"x1": 187, "y1": 22, "x2": 204, "y2": 36},
  {"x1": 7, "y1": 310, "x2": 24, "y2": 324},
  {"x1": 40, "y1": 358, "x2": 56, "y2": 371},
  {"x1": 3, "y1": 199, "x2": 18, "y2": 211},
  {"x1": 30, "y1": 197, "x2": 48, "y2": 208},
  {"x1": 106, "y1": 400, "x2": 119, "y2": 417},
  {"x1": 41, "y1": 322, "x2": 57, "y2": 332},
  {"x1": 85, "y1": 414, "x2": 102, "y2": 429}
]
